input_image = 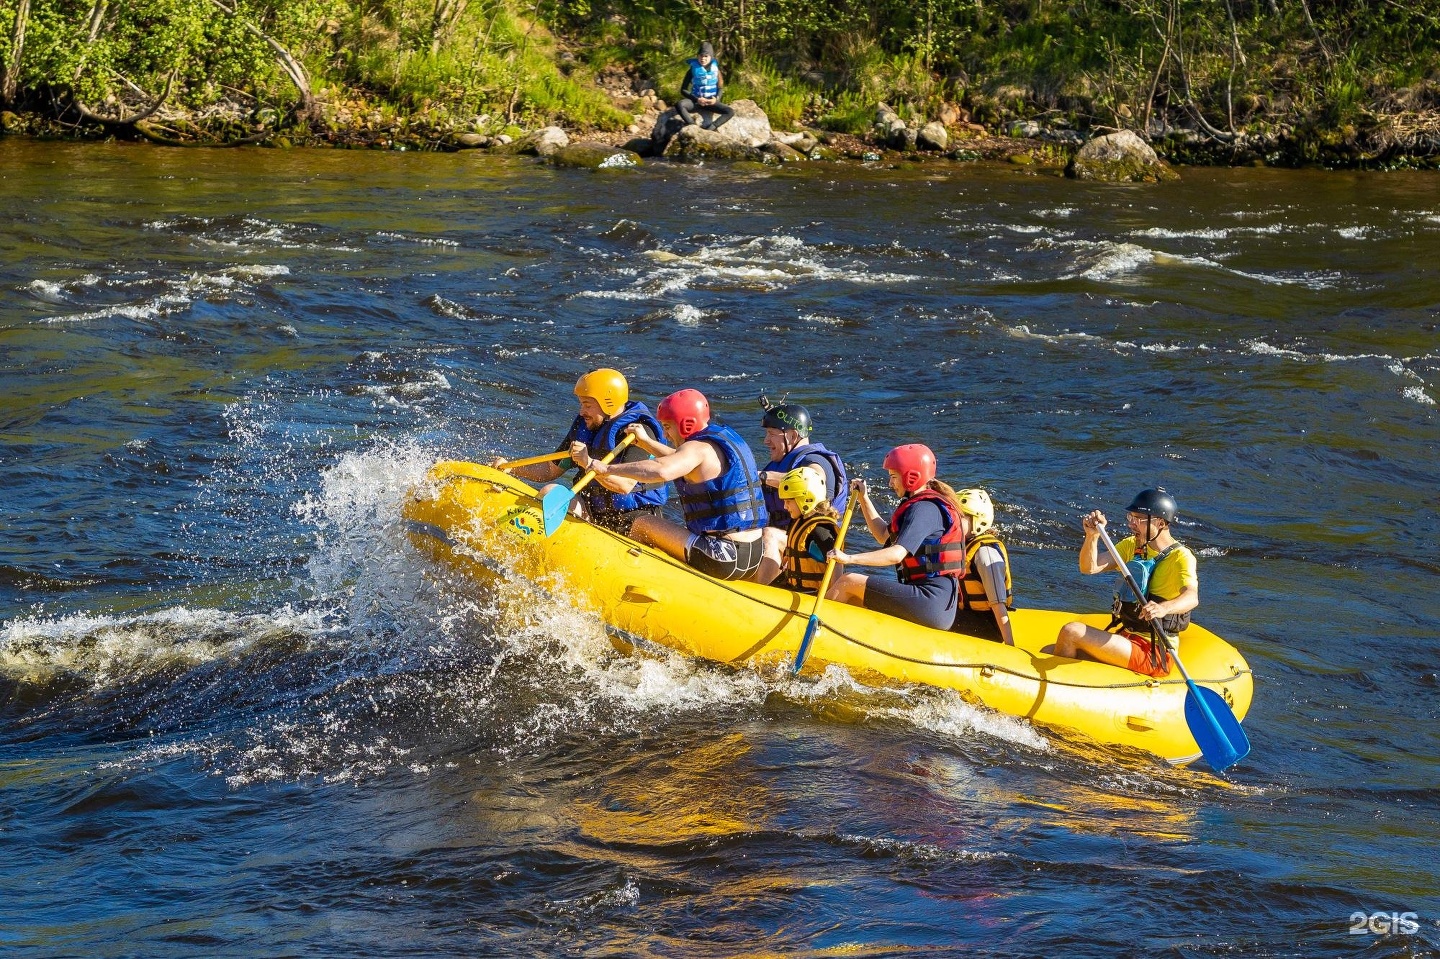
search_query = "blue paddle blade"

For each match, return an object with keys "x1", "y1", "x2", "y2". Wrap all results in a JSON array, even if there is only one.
[
  {"x1": 540, "y1": 486, "x2": 574, "y2": 537},
  {"x1": 792, "y1": 614, "x2": 821, "y2": 674},
  {"x1": 1183, "y1": 681, "x2": 1252, "y2": 773}
]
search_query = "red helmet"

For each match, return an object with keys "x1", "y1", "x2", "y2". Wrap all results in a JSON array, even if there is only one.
[
  {"x1": 657, "y1": 388, "x2": 711, "y2": 440},
  {"x1": 883, "y1": 444, "x2": 936, "y2": 493}
]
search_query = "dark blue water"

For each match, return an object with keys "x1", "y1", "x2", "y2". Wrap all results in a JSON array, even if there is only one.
[{"x1": 3, "y1": 139, "x2": 1439, "y2": 957}]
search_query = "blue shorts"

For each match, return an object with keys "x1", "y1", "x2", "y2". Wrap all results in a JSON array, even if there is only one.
[{"x1": 862, "y1": 574, "x2": 958, "y2": 631}]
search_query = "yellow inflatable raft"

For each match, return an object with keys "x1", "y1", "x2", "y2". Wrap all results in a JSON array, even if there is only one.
[{"x1": 403, "y1": 461, "x2": 1253, "y2": 764}]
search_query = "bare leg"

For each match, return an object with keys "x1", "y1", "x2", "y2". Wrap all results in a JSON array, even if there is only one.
[
  {"x1": 827, "y1": 571, "x2": 869, "y2": 606},
  {"x1": 1054, "y1": 621, "x2": 1133, "y2": 667},
  {"x1": 627, "y1": 513, "x2": 692, "y2": 562},
  {"x1": 753, "y1": 526, "x2": 786, "y2": 584}
]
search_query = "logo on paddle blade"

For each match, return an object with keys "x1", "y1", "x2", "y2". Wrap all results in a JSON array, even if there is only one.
[{"x1": 502, "y1": 506, "x2": 542, "y2": 539}]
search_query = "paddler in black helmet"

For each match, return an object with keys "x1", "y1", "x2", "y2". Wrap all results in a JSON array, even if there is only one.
[
  {"x1": 753, "y1": 398, "x2": 848, "y2": 585},
  {"x1": 491, "y1": 368, "x2": 667, "y2": 535},
  {"x1": 1054, "y1": 487, "x2": 1199, "y2": 676}
]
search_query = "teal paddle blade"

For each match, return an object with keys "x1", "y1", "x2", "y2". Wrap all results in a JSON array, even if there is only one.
[
  {"x1": 540, "y1": 486, "x2": 575, "y2": 537},
  {"x1": 1183, "y1": 682, "x2": 1251, "y2": 773}
]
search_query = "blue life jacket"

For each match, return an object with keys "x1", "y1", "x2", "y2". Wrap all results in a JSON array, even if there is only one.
[
  {"x1": 674, "y1": 423, "x2": 768, "y2": 535},
  {"x1": 762, "y1": 442, "x2": 848, "y2": 530},
  {"x1": 685, "y1": 58, "x2": 720, "y2": 101},
  {"x1": 570, "y1": 401, "x2": 669, "y2": 514}
]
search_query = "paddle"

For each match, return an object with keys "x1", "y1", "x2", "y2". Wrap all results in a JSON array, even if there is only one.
[
  {"x1": 1096, "y1": 524, "x2": 1251, "y2": 772},
  {"x1": 791, "y1": 491, "x2": 859, "y2": 675},
  {"x1": 496, "y1": 450, "x2": 572, "y2": 471},
  {"x1": 540, "y1": 434, "x2": 637, "y2": 537}
]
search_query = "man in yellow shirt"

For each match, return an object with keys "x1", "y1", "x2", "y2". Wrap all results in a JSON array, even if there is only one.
[{"x1": 1054, "y1": 488, "x2": 1198, "y2": 676}]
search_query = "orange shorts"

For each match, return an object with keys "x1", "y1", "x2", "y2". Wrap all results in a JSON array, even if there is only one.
[{"x1": 1121, "y1": 631, "x2": 1172, "y2": 678}]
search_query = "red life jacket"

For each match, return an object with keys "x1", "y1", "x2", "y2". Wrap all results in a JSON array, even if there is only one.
[{"x1": 888, "y1": 490, "x2": 967, "y2": 585}]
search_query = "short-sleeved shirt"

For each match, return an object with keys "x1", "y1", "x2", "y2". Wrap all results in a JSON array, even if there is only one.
[
  {"x1": 889, "y1": 498, "x2": 949, "y2": 562},
  {"x1": 1114, "y1": 535, "x2": 1197, "y2": 600}
]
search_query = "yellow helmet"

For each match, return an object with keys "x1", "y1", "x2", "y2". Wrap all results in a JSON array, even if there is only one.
[
  {"x1": 573, "y1": 368, "x2": 629, "y2": 418},
  {"x1": 778, "y1": 466, "x2": 827, "y2": 515},
  {"x1": 955, "y1": 488, "x2": 995, "y2": 534}
]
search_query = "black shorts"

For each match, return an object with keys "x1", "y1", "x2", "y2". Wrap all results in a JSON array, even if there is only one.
[
  {"x1": 685, "y1": 533, "x2": 764, "y2": 581},
  {"x1": 951, "y1": 607, "x2": 1003, "y2": 642},
  {"x1": 589, "y1": 505, "x2": 661, "y2": 536}
]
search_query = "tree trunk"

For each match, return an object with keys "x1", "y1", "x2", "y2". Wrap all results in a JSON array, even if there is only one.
[
  {"x1": 2, "y1": 0, "x2": 31, "y2": 107},
  {"x1": 207, "y1": 0, "x2": 318, "y2": 123}
]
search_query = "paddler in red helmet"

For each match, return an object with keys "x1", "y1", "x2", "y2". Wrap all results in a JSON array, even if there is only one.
[
  {"x1": 826, "y1": 444, "x2": 970, "y2": 631},
  {"x1": 574, "y1": 388, "x2": 769, "y2": 581}
]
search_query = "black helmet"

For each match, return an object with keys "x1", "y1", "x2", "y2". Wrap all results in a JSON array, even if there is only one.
[
  {"x1": 761, "y1": 403, "x2": 813, "y2": 437},
  {"x1": 1126, "y1": 487, "x2": 1177, "y2": 522}
]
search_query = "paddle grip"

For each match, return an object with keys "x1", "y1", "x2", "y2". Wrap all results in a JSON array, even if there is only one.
[
  {"x1": 1096, "y1": 525, "x2": 1177, "y2": 650},
  {"x1": 570, "y1": 433, "x2": 637, "y2": 495}
]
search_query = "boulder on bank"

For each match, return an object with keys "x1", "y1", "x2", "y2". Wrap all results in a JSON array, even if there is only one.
[
  {"x1": 1067, "y1": 129, "x2": 1179, "y2": 182},
  {"x1": 651, "y1": 99, "x2": 772, "y2": 157},
  {"x1": 550, "y1": 142, "x2": 642, "y2": 169},
  {"x1": 498, "y1": 125, "x2": 569, "y2": 157},
  {"x1": 917, "y1": 121, "x2": 949, "y2": 152}
]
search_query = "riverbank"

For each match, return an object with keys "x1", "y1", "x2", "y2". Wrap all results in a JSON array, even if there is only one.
[{"x1": 3, "y1": 0, "x2": 1438, "y2": 171}]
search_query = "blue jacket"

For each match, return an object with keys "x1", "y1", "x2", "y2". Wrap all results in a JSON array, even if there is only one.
[
  {"x1": 762, "y1": 441, "x2": 848, "y2": 530},
  {"x1": 683, "y1": 58, "x2": 721, "y2": 101},
  {"x1": 570, "y1": 402, "x2": 669, "y2": 513},
  {"x1": 673, "y1": 423, "x2": 768, "y2": 535}
]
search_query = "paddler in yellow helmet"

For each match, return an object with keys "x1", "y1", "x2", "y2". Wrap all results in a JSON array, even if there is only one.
[
  {"x1": 769, "y1": 466, "x2": 840, "y2": 595},
  {"x1": 948, "y1": 488, "x2": 1016, "y2": 646},
  {"x1": 492, "y1": 368, "x2": 668, "y2": 535}
]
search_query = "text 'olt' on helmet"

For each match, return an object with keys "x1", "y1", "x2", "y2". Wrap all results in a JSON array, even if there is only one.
[
  {"x1": 955, "y1": 488, "x2": 994, "y2": 534},
  {"x1": 1126, "y1": 487, "x2": 1178, "y2": 522},
  {"x1": 882, "y1": 444, "x2": 936, "y2": 494},
  {"x1": 658, "y1": 388, "x2": 711, "y2": 440},
  {"x1": 778, "y1": 466, "x2": 826, "y2": 514},
  {"x1": 761, "y1": 403, "x2": 813, "y2": 438},
  {"x1": 574, "y1": 368, "x2": 629, "y2": 418}
]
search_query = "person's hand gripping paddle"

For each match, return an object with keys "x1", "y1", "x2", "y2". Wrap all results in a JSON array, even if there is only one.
[
  {"x1": 540, "y1": 434, "x2": 637, "y2": 537},
  {"x1": 1096, "y1": 524, "x2": 1250, "y2": 772}
]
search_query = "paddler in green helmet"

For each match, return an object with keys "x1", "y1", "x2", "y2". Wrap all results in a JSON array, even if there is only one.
[{"x1": 1054, "y1": 487, "x2": 1199, "y2": 676}]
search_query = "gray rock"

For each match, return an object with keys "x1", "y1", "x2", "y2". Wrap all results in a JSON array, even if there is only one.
[
  {"x1": 652, "y1": 99, "x2": 773, "y2": 157},
  {"x1": 550, "y1": 142, "x2": 643, "y2": 169},
  {"x1": 454, "y1": 132, "x2": 490, "y2": 149},
  {"x1": 500, "y1": 125, "x2": 569, "y2": 156},
  {"x1": 1009, "y1": 120, "x2": 1043, "y2": 138},
  {"x1": 663, "y1": 123, "x2": 767, "y2": 163},
  {"x1": 917, "y1": 121, "x2": 949, "y2": 151},
  {"x1": 760, "y1": 140, "x2": 807, "y2": 163},
  {"x1": 1067, "y1": 129, "x2": 1180, "y2": 182}
]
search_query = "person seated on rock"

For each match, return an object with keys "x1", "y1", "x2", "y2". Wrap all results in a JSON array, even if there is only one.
[
  {"x1": 677, "y1": 42, "x2": 734, "y2": 131},
  {"x1": 948, "y1": 488, "x2": 1016, "y2": 646},
  {"x1": 491, "y1": 368, "x2": 667, "y2": 535},
  {"x1": 753, "y1": 399, "x2": 848, "y2": 585},
  {"x1": 576, "y1": 388, "x2": 768, "y2": 581},
  {"x1": 825, "y1": 444, "x2": 968, "y2": 631},
  {"x1": 1053, "y1": 488, "x2": 1198, "y2": 676},
  {"x1": 770, "y1": 466, "x2": 840, "y2": 596}
]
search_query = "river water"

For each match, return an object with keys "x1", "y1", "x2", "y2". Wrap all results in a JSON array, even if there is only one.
[{"x1": 2, "y1": 138, "x2": 1438, "y2": 957}]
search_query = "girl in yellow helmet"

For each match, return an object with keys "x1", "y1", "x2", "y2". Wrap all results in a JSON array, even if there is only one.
[{"x1": 768, "y1": 466, "x2": 840, "y2": 594}]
